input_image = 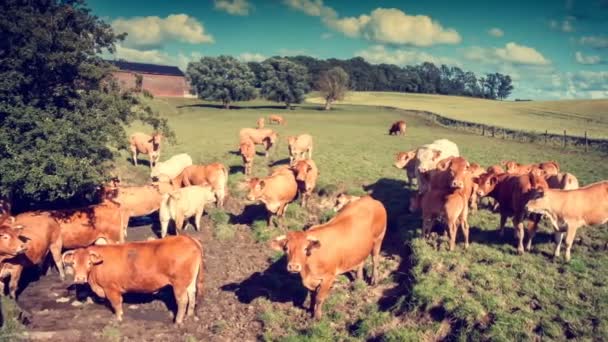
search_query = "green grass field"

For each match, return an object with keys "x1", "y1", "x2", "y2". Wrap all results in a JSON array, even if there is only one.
[
  {"x1": 120, "y1": 95, "x2": 608, "y2": 340},
  {"x1": 307, "y1": 92, "x2": 608, "y2": 139}
]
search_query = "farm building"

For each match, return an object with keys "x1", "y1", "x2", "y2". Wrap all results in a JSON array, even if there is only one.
[{"x1": 108, "y1": 60, "x2": 191, "y2": 97}]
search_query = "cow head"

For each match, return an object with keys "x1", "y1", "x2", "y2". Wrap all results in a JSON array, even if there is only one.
[
  {"x1": 150, "y1": 133, "x2": 163, "y2": 151},
  {"x1": 501, "y1": 160, "x2": 521, "y2": 174},
  {"x1": 292, "y1": 160, "x2": 313, "y2": 182},
  {"x1": 525, "y1": 189, "x2": 550, "y2": 214},
  {"x1": 475, "y1": 173, "x2": 499, "y2": 197},
  {"x1": 62, "y1": 248, "x2": 103, "y2": 284},
  {"x1": 0, "y1": 223, "x2": 28, "y2": 257},
  {"x1": 486, "y1": 164, "x2": 504, "y2": 175},
  {"x1": 394, "y1": 151, "x2": 416, "y2": 169},
  {"x1": 528, "y1": 171, "x2": 549, "y2": 191},
  {"x1": 333, "y1": 193, "x2": 360, "y2": 212},
  {"x1": 270, "y1": 232, "x2": 321, "y2": 273},
  {"x1": 417, "y1": 149, "x2": 443, "y2": 173},
  {"x1": 264, "y1": 132, "x2": 278, "y2": 149},
  {"x1": 246, "y1": 178, "x2": 264, "y2": 201}
]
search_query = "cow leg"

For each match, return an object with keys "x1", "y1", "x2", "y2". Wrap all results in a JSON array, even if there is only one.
[
  {"x1": 175, "y1": 214, "x2": 185, "y2": 234},
  {"x1": 313, "y1": 276, "x2": 335, "y2": 320},
  {"x1": 498, "y1": 214, "x2": 507, "y2": 238},
  {"x1": 447, "y1": 219, "x2": 458, "y2": 252},
  {"x1": 563, "y1": 224, "x2": 577, "y2": 262},
  {"x1": 525, "y1": 214, "x2": 542, "y2": 251},
  {"x1": 371, "y1": 232, "x2": 385, "y2": 285},
  {"x1": 554, "y1": 231, "x2": 565, "y2": 258},
  {"x1": 160, "y1": 219, "x2": 170, "y2": 238},
  {"x1": 49, "y1": 238, "x2": 65, "y2": 281},
  {"x1": 173, "y1": 287, "x2": 189, "y2": 325},
  {"x1": 422, "y1": 217, "x2": 433, "y2": 238},
  {"x1": 131, "y1": 147, "x2": 138, "y2": 166},
  {"x1": 8, "y1": 266, "x2": 23, "y2": 299},
  {"x1": 267, "y1": 211, "x2": 274, "y2": 228},
  {"x1": 301, "y1": 193, "x2": 308, "y2": 208},
  {"x1": 106, "y1": 290, "x2": 124, "y2": 322},
  {"x1": 355, "y1": 263, "x2": 364, "y2": 281},
  {"x1": 513, "y1": 217, "x2": 525, "y2": 255},
  {"x1": 194, "y1": 208, "x2": 204, "y2": 232}
]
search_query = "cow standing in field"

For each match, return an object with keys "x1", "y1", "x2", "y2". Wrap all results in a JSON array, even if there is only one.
[
  {"x1": 291, "y1": 159, "x2": 318, "y2": 208},
  {"x1": 475, "y1": 172, "x2": 549, "y2": 254},
  {"x1": 415, "y1": 139, "x2": 460, "y2": 194},
  {"x1": 246, "y1": 167, "x2": 298, "y2": 227},
  {"x1": 287, "y1": 134, "x2": 313, "y2": 165},
  {"x1": 388, "y1": 120, "x2": 406, "y2": 136},
  {"x1": 172, "y1": 163, "x2": 229, "y2": 208},
  {"x1": 130, "y1": 132, "x2": 163, "y2": 168},
  {"x1": 239, "y1": 139, "x2": 255, "y2": 175},
  {"x1": 0, "y1": 212, "x2": 64, "y2": 298},
  {"x1": 150, "y1": 153, "x2": 193, "y2": 180},
  {"x1": 393, "y1": 150, "x2": 417, "y2": 185},
  {"x1": 61, "y1": 235, "x2": 204, "y2": 324},
  {"x1": 270, "y1": 196, "x2": 386, "y2": 319},
  {"x1": 239, "y1": 128, "x2": 278, "y2": 158},
  {"x1": 257, "y1": 117, "x2": 265, "y2": 129},
  {"x1": 159, "y1": 185, "x2": 217, "y2": 238},
  {"x1": 268, "y1": 115, "x2": 286, "y2": 125},
  {"x1": 525, "y1": 181, "x2": 608, "y2": 261}
]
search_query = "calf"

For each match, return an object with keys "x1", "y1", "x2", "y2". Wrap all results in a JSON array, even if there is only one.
[
  {"x1": 475, "y1": 172, "x2": 549, "y2": 254},
  {"x1": 546, "y1": 172, "x2": 579, "y2": 190},
  {"x1": 257, "y1": 117, "x2": 265, "y2": 129},
  {"x1": 62, "y1": 235, "x2": 204, "y2": 324},
  {"x1": 130, "y1": 132, "x2": 162, "y2": 168},
  {"x1": 0, "y1": 222, "x2": 28, "y2": 261},
  {"x1": 287, "y1": 134, "x2": 313, "y2": 165},
  {"x1": 388, "y1": 120, "x2": 406, "y2": 136},
  {"x1": 270, "y1": 196, "x2": 386, "y2": 319},
  {"x1": 0, "y1": 212, "x2": 64, "y2": 298},
  {"x1": 246, "y1": 168, "x2": 298, "y2": 227},
  {"x1": 159, "y1": 186, "x2": 216, "y2": 238},
  {"x1": 525, "y1": 181, "x2": 608, "y2": 261},
  {"x1": 268, "y1": 114, "x2": 286, "y2": 125},
  {"x1": 239, "y1": 128, "x2": 278, "y2": 158},
  {"x1": 173, "y1": 163, "x2": 229, "y2": 207},
  {"x1": 239, "y1": 139, "x2": 255, "y2": 176},
  {"x1": 393, "y1": 151, "x2": 417, "y2": 185},
  {"x1": 291, "y1": 159, "x2": 318, "y2": 207},
  {"x1": 333, "y1": 193, "x2": 361, "y2": 212},
  {"x1": 151, "y1": 153, "x2": 193, "y2": 180}
]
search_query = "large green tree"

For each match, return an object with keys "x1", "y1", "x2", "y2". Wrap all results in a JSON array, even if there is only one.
[
  {"x1": 260, "y1": 58, "x2": 309, "y2": 109},
  {"x1": 316, "y1": 66, "x2": 349, "y2": 110},
  {"x1": 187, "y1": 56, "x2": 256, "y2": 109},
  {"x1": 0, "y1": 0, "x2": 170, "y2": 210}
]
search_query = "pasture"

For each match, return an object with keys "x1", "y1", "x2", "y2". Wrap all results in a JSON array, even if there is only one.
[
  {"x1": 9, "y1": 96, "x2": 608, "y2": 341},
  {"x1": 307, "y1": 91, "x2": 608, "y2": 139}
]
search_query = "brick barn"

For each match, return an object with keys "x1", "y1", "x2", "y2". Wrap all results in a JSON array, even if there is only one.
[{"x1": 109, "y1": 60, "x2": 191, "y2": 97}]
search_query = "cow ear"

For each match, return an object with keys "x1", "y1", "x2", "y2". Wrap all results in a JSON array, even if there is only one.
[
  {"x1": 259, "y1": 180, "x2": 266, "y2": 190},
  {"x1": 306, "y1": 165, "x2": 312, "y2": 172},
  {"x1": 306, "y1": 237, "x2": 321, "y2": 252},
  {"x1": 490, "y1": 175, "x2": 498, "y2": 186},
  {"x1": 269, "y1": 235, "x2": 287, "y2": 251},
  {"x1": 89, "y1": 251, "x2": 103, "y2": 265},
  {"x1": 62, "y1": 251, "x2": 75, "y2": 265},
  {"x1": 472, "y1": 176, "x2": 480, "y2": 184}
]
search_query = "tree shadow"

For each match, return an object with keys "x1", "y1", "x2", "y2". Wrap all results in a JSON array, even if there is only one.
[
  {"x1": 177, "y1": 104, "x2": 288, "y2": 110},
  {"x1": 229, "y1": 204, "x2": 267, "y2": 225},
  {"x1": 221, "y1": 255, "x2": 308, "y2": 309},
  {"x1": 269, "y1": 158, "x2": 290, "y2": 167}
]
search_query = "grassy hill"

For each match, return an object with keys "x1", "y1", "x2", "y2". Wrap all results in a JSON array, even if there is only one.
[{"x1": 307, "y1": 92, "x2": 608, "y2": 139}]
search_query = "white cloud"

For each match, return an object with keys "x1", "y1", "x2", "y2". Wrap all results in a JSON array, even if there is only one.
[
  {"x1": 575, "y1": 51, "x2": 602, "y2": 65},
  {"x1": 488, "y1": 28, "x2": 504, "y2": 37},
  {"x1": 356, "y1": 45, "x2": 461, "y2": 67},
  {"x1": 320, "y1": 32, "x2": 333, "y2": 40},
  {"x1": 465, "y1": 42, "x2": 550, "y2": 66},
  {"x1": 238, "y1": 52, "x2": 267, "y2": 62},
  {"x1": 549, "y1": 17, "x2": 575, "y2": 32},
  {"x1": 284, "y1": 1, "x2": 461, "y2": 46},
  {"x1": 277, "y1": 48, "x2": 311, "y2": 56},
  {"x1": 112, "y1": 14, "x2": 214, "y2": 48},
  {"x1": 579, "y1": 36, "x2": 608, "y2": 49},
  {"x1": 110, "y1": 45, "x2": 202, "y2": 71},
  {"x1": 214, "y1": 0, "x2": 252, "y2": 16}
]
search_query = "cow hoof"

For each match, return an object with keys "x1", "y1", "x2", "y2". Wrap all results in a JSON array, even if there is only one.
[{"x1": 517, "y1": 249, "x2": 524, "y2": 255}]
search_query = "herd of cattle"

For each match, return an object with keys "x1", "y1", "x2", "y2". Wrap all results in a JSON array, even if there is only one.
[{"x1": 0, "y1": 115, "x2": 607, "y2": 325}]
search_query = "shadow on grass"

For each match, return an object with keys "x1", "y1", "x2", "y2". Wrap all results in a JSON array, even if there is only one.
[
  {"x1": 269, "y1": 158, "x2": 290, "y2": 167},
  {"x1": 229, "y1": 204, "x2": 267, "y2": 225},
  {"x1": 229, "y1": 165, "x2": 245, "y2": 175},
  {"x1": 177, "y1": 104, "x2": 288, "y2": 110},
  {"x1": 228, "y1": 150, "x2": 241, "y2": 156},
  {"x1": 125, "y1": 157, "x2": 151, "y2": 168}
]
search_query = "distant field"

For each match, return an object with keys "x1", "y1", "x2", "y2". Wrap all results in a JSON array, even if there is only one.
[{"x1": 307, "y1": 92, "x2": 608, "y2": 139}]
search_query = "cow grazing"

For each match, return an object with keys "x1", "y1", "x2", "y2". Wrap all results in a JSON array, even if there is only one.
[
  {"x1": 257, "y1": 117, "x2": 265, "y2": 129},
  {"x1": 172, "y1": 163, "x2": 229, "y2": 208},
  {"x1": 270, "y1": 196, "x2": 386, "y2": 319},
  {"x1": 291, "y1": 159, "x2": 318, "y2": 207},
  {"x1": 246, "y1": 168, "x2": 298, "y2": 227},
  {"x1": 502, "y1": 160, "x2": 560, "y2": 176},
  {"x1": 287, "y1": 134, "x2": 313, "y2": 165},
  {"x1": 159, "y1": 185, "x2": 217, "y2": 238},
  {"x1": 62, "y1": 235, "x2": 204, "y2": 324},
  {"x1": 130, "y1": 132, "x2": 163, "y2": 168},
  {"x1": 0, "y1": 212, "x2": 64, "y2": 298},
  {"x1": 393, "y1": 150, "x2": 417, "y2": 185},
  {"x1": 475, "y1": 172, "x2": 549, "y2": 254},
  {"x1": 415, "y1": 139, "x2": 460, "y2": 193},
  {"x1": 546, "y1": 172, "x2": 579, "y2": 190},
  {"x1": 151, "y1": 153, "x2": 193, "y2": 180},
  {"x1": 239, "y1": 139, "x2": 255, "y2": 176},
  {"x1": 525, "y1": 181, "x2": 608, "y2": 261},
  {"x1": 268, "y1": 115, "x2": 286, "y2": 125},
  {"x1": 388, "y1": 120, "x2": 406, "y2": 136},
  {"x1": 333, "y1": 193, "x2": 361, "y2": 212},
  {"x1": 239, "y1": 128, "x2": 278, "y2": 158}
]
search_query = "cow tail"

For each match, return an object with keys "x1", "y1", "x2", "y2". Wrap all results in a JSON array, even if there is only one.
[{"x1": 192, "y1": 237, "x2": 204, "y2": 302}]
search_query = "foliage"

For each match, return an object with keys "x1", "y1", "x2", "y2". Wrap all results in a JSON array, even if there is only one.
[
  {"x1": 259, "y1": 58, "x2": 310, "y2": 109},
  {"x1": 0, "y1": 0, "x2": 171, "y2": 210},
  {"x1": 316, "y1": 66, "x2": 349, "y2": 110},
  {"x1": 0, "y1": 297, "x2": 24, "y2": 341},
  {"x1": 187, "y1": 55, "x2": 256, "y2": 109}
]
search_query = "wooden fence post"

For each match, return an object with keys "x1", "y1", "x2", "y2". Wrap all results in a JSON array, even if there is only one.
[
  {"x1": 585, "y1": 131, "x2": 588, "y2": 152},
  {"x1": 563, "y1": 130, "x2": 567, "y2": 148}
]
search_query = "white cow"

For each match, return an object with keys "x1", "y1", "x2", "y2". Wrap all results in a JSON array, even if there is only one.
[
  {"x1": 415, "y1": 139, "x2": 460, "y2": 193},
  {"x1": 150, "y1": 153, "x2": 193, "y2": 180},
  {"x1": 159, "y1": 185, "x2": 216, "y2": 238}
]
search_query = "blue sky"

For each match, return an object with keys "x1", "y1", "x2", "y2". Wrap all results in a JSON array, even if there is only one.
[{"x1": 89, "y1": 0, "x2": 608, "y2": 100}]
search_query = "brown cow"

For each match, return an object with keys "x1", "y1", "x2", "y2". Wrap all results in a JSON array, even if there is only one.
[
  {"x1": 246, "y1": 168, "x2": 298, "y2": 227},
  {"x1": 393, "y1": 150, "x2": 417, "y2": 185},
  {"x1": 257, "y1": 117, "x2": 265, "y2": 129},
  {"x1": 291, "y1": 159, "x2": 319, "y2": 207},
  {"x1": 268, "y1": 115, "x2": 286, "y2": 125},
  {"x1": 287, "y1": 134, "x2": 313, "y2": 165},
  {"x1": 388, "y1": 120, "x2": 406, "y2": 136},
  {"x1": 502, "y1": 160, "x2": 560, "y2": 176},
  {"x1": 239, "y1": 139, "x2": 255, "y2": 176},
  {"x1": 62, "y1": 235, "x2": 203, "y2": 324},
  {"x1": 546, "y1": 172, "x2": 579, "y2": 190},
  {"x1": 172, "y1": 163, "x2": 229, "y2": 207},
  {"x1": 0, "y1": 222, "x2": 28, "y2": 260},
  {"x1": 468, "y1": 163, "x2": 485, "y2": 211},
  {"x1": 129, "y1": 132, "x2": 163, "y2": 168},
  {"x1": 475, "y1": 172, "x2": 549, "y2": 254},
  {"x1": 333, "y1": 193, "x2": 361, "y2": 212},
  {"x1": 239, "y1": 128, "x2": 278, "y2": 158},
  {"x1": 0, "y1": 212, "x2": 64, "y2": 298},
  {"x1": 270, "y1": 196, "x2": 386, "y2": 319},
  {"x1": 525, "y1": 181, "x2": 608, "y2": 261}
]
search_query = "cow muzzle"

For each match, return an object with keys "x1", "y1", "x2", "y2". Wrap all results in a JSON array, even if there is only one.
[
  {"x1": 73, "y1": 275, "x2": 88, "y2": 284},
  {"x1": 287, "y1": 263, "x2": 302, "y2": 273}
]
